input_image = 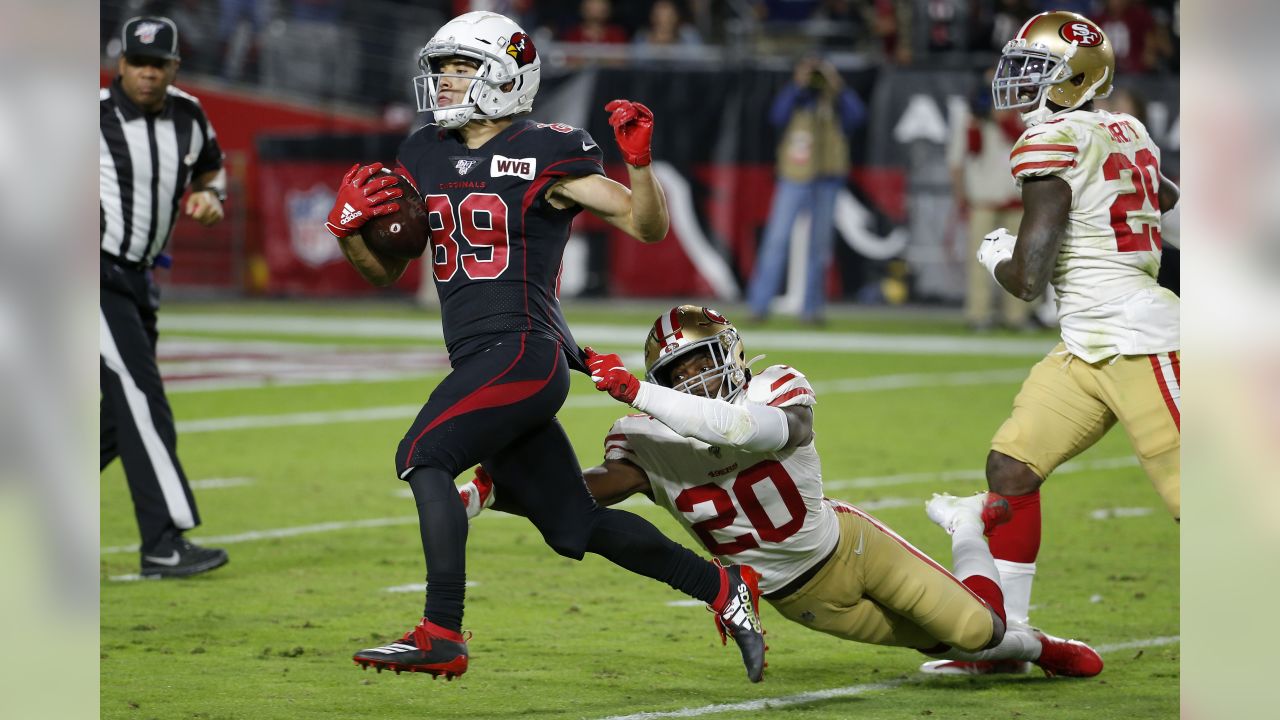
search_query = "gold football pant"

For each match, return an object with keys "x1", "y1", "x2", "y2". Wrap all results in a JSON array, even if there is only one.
[
  {"x1": 991, "y1": 343, "x2": 1181, "y2": 518},
  {"x1": 768, "y1": 507, "x2": 996, "y2": 652}
]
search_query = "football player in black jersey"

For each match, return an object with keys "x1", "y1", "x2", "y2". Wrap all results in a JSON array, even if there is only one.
[{"x1": 323, "y1": 11, "x2": 766, "y2": 682}]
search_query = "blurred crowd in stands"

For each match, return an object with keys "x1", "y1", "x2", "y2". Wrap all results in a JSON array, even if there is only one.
[{"x1": 102, "y1": 1, "x2": 1179, "y2": 107}]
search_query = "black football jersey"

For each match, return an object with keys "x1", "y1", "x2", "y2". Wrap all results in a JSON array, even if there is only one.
[{"x1": 396, "y1": 118, "x2": 605, "y2": 368}]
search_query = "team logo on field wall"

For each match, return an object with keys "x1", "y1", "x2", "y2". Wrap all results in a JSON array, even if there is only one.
[{"x1": 287, "y1": 185, "x2": 345, "y2": 267}]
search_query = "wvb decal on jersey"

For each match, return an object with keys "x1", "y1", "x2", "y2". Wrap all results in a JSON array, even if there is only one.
[{"x1": 491, "y1": 155, "x2": 536, "y2": 180}]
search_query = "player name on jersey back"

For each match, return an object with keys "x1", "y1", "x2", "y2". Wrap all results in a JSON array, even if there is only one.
[{"x1": 1010, "y1": 109, "x2": 1179, "y2": 362}]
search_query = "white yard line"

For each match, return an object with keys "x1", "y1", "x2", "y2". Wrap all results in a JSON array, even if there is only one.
[
  {"x1": 1089, "y1": 507, "x2": 1156, "y2": 520},
  {"x1": 175, "y1": 369, "x2": 1028, "y2": 434},
  {"x1": 1095, "y1": 636, "x2": 1180, "y2": 653},
  {"x1": 189, "y1": 477, "x2": 254, "y2": 490},
  {"x1": 384, "y1": 582, "x2": 478, "y2": 593},
  {"x1": 813, "y1": 369, "x2": 1026, "y2": 393},
  {"x1": 102, "y1": 456, "x2": 1141, "y2": 555},
  {"x1": 102, "y1": 516, "x2": 419, "y2": 554},
  {"x1": 178, "y1": 405, "x2": 428, "y2": 433},
  {"x1": 823, "y1": 455, "x2": 1140, "y2": 492},
  {"x1": 593, "y1": 636, "x2": 1180, "y2": 720},
  {"x1": 161, "y1": 313, "x2": 1054, "y2": 357}
]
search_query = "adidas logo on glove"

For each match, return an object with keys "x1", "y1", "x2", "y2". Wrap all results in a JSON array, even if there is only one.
[{"x1": 339, "y1": 202, "x2": 362, "y2": 226}]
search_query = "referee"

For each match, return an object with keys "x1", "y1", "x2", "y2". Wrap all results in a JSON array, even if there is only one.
[{"x1": 101, "y1": 16, "x2": 229, "y2": 578}]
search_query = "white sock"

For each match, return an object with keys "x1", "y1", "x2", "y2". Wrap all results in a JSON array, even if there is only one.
[
  {"x1": 951, "y1": 524, "x2": 1000, "y2": 587},
  {"x1": 932, "y1": 625, "x2": 1042, "y2": 662},
  {"x1": 994, "y1": 559, "x2": 1036, "y2": 625}
]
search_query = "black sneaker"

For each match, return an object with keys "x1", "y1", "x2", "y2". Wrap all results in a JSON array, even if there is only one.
[
  {"x1": 139, "y1": 533, "x2": 229, "y2": 579},
  {"x1": 353, "y1": 619, "x2": 469, "y2": 679},
  {"x1": 711, "y1": 564, "x2": 767, "y2": 682}
]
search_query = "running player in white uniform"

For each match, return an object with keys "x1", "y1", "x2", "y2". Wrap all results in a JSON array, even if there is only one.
[
  {"x1": 940, "y1": 10, "x2": 1182, "y2": 675},
  {"x1": 460, "y1": 305, "x2": 1104, "y2": 678}
]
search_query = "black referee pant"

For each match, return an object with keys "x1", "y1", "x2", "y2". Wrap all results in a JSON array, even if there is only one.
[{"x1": 100, "y1": 256, "x2": 201, "y2": 552}]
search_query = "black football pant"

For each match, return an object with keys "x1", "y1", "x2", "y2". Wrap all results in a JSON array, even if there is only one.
[
  {"x1": 100, "y1": 257, "x2": 200, "y2": 553},
  {"x1": 399, "y1": 333, "x2": 721, "y2": 631}
]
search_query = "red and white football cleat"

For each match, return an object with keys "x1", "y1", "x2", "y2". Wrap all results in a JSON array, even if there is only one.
[
  {"x1": 926, "y1": 492, "x2": 1012, "y2": 535},
  {"x1": 1032, "y1": 631, "x2": 1104, "y2": 678},
  {"x1": 353, "y1": 619, "x2": 469, "y2": 679},
  {"x1": 458, "y1": 467, "x2": 497, "y2": 521},
  {"x1": 919, "y1": 659, "x2": 1032, "y2": 675}
]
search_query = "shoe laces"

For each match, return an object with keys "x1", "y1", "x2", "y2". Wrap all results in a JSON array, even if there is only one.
[{"x1": 405, "y1": 623, "x2": 470, "y2": 649}]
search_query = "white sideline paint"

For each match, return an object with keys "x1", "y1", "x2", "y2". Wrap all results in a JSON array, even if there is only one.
[
  {"x1": 159, "y1": 337, "x2": 451, "y2": 393},
  {"x1": 823, "y1": 455, "x2": 1140, "y2": 492},
  {"x1": 160, "y1": 340, "x2": 1025, "y2": 395},
  {"x1": 175, "y1": 369, "x2": 1028, "y2": 435},
  {"x1": 160, "y1": 313, "x2": 1054, "y2": 357},
  {"x1": 1095, "y1": 636, "x2": 1180, "y2": 653},
  {"x1": 102, "y1": 516, "x2": 419, "y2": 554},
  {"x1": 384, "y1": 582, "x2": 478, "y2": 593},
  {"x1": 102, "y1": 457, "x2": 1142, "y2": 556},
  {"x1": 1090, "y1": 507, "x2": 1156, "y2": 520},
  {"x1": 190, "y1": 477, "x2": 254, "y2": 490},
  {"x1": 593, "y1": 636, "x2": 1181, "y2": 720}
]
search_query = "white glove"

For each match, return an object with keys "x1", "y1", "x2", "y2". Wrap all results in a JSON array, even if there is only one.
[{"x1": 976, "y1": 227, "x2": 1017, "y2": 279}]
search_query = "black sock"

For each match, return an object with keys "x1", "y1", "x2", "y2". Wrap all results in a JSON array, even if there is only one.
[
  {"x1": 584, "y1": 507, "x2": 722, "y2": 605},
  {"x1": 406, "y1": 466, "x2": 468, "y2": 633}
]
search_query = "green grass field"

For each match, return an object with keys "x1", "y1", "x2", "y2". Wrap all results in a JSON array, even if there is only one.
[{"x1": 100, "y1": 301, "x2": 1178, "y2": 719}]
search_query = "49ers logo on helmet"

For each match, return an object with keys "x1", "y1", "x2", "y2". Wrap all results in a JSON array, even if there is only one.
[
  {"x1": 505, "y1": 32, "x2": 536, "y2": 67},
  {"x1": 703, "y1": 308, "x2": 729, "y2": 325},
  {"x1": 1059, "y1": 21, "x2": 1103, "y2": 47}
]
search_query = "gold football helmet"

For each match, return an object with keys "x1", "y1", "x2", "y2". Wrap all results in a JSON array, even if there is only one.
[
  {"x1": 992, "y1": 11, "x2": 1114, "y2": 126},
  {"x1": 644, "y1": 305, "x2": 751, "y2": 400}
]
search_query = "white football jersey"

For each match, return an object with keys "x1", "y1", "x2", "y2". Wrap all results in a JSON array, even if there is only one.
[
  {"x1": 603, "y1": 365, "x2": 838, "y2": 594},
  {"x1": 1010, "y1": 109, "x2": 1179, "y2": 363}
]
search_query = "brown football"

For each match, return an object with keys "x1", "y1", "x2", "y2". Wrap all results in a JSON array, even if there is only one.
[{"x1": 361, "y1": 171, "x2": 430, "y2": 260}]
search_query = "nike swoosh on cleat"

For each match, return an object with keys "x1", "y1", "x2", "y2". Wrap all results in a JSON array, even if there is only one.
[{"x1": 143, "y1": 551, "x2": 181, "y2": 566}]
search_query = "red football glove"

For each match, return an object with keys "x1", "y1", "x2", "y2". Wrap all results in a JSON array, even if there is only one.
[
  {"x1": 585, "y1": 347, "x2": 641, "y2": 404},
  {"x1": 605, "y1": 99, "x2": 654, "y2": 167},
  {"x1": 324, "y1": 162, "x2": 403, "y2": 239}
]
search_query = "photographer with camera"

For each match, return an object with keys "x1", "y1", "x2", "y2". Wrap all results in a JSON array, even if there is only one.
[{"x1": 747, "y1": 56, "x2": 865, "y2": 324}]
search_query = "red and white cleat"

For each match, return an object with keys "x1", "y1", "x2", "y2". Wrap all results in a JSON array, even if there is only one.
[
  {"x1": 926, "y1": 493, "x2": 1012, "y2": 536},
  {"x1": 459, "y1": 467, "x2": 497, "y2": 521},
  {"x1": 1032, "y1": 631, "x2": 1104, "y2": 678}
]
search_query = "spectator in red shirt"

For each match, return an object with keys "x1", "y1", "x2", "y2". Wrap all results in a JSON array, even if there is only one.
[
  {"x1": 1096, "y1": 0, "x2": 1157, "y2": 74},
  {"x1": 561, "y1": 0, "x2": 629, "y2": 43}
]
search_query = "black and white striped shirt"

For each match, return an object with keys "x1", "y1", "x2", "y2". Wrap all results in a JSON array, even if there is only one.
[{"x1": 99, "y1": 78, "x2": 223, "y2": 266}]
